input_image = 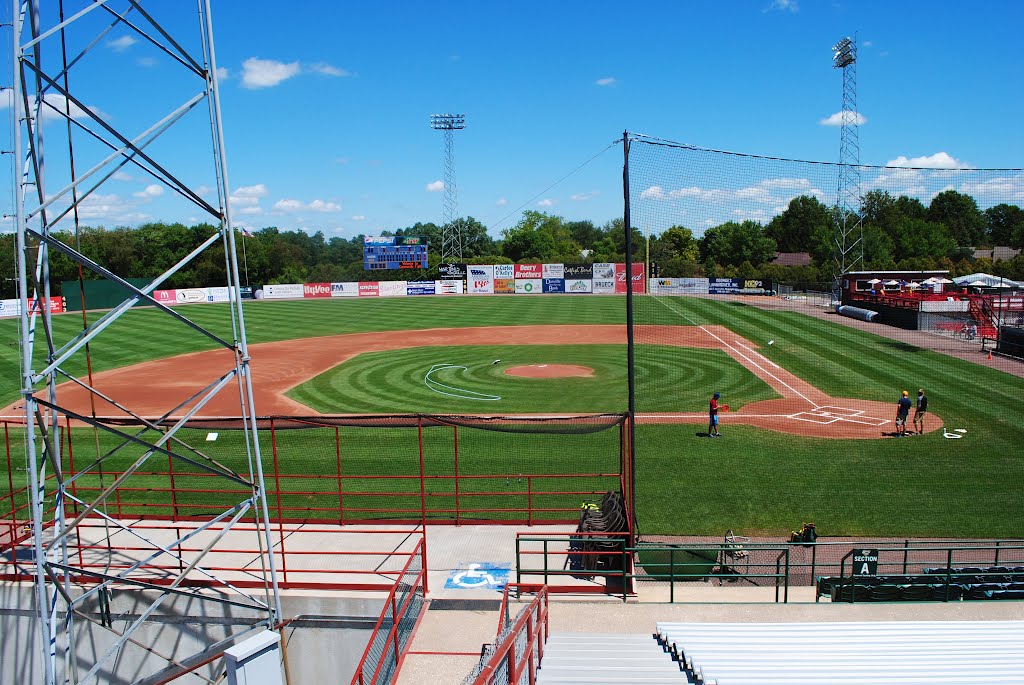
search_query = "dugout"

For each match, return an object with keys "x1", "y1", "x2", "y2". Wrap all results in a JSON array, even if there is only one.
[
  {"x1": 62, "y1": 277, "x2": 151, "y2": 312},
  {"x1": 997, "y1": 326, "x2": 1024, "y2": 359}
]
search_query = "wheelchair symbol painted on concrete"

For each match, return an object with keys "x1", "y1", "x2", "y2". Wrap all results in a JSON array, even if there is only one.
[{"x1": 445, "y1": 562, "x2": 510, "y2": 590}]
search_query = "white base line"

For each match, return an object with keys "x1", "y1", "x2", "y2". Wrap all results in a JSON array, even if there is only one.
[
  {"x1": 737, "y1": 341, "x2": 781, "y2": 369},
  {"x1": 652, "y1": 297, "x2": 816, "y2": 407}
]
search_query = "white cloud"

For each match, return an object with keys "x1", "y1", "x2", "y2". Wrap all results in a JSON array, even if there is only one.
[
  {"x1": 351, "y1": 215, "x2": 367, "y2": 221},
  {"x1": 273, "y1": 198, "x2": 341, "y2": 213},
  {"x1": 132, "y1": 184, "x2": 164, "y2": 199},
  {"x1": 112, "y1": 172, "x2": 133, "y2": 182},
  {"x1": 595, "y1": 77, "x2": 617, "y2": 87},
  {"x1": 959, "y1": 177, "x2": 1024, "y2": 203},
  {"x1": 195, "y1": 184, "x2": 213, "y2": 196},
  {"x1": 570, "y1": 191, "x2": 599, "y2": 201},
  {"x1": 886, "y1": 152, "x2": 970, "y2": 169},
  {"x1": 237, "y1": 206, "x2": 264, "y2": 216},
  {"x1": 496, "y1": 197, "x2": 508, "y2": 206},
  {"x1": 137, "y1": 57, "x2": 156, "y2": 68},
  {"x1": 241, "y1": 57, "x2": 301, "y2": 89},
  {"x1": 537, "y1": 199, "x2": 554, "y2": 207},
  {"x1": 820, "y1": 111, "x2": 867, "y2": 126},
  {"x1": 863, "y1": 40, "x2": 874, "y2": 47},
  {"x1": 216, "y1": 67, "x2": 229, "y2": 81},
  {"x1": 108, "y1": 36, "x2": 137, "y2": 52},
  {"x1": 766, "y1": 0, "x2": 798, "y2": 11},
  {"x1": 0, "y1": 92, "x2": 104, "y2": 124},
  {"x1": 310, "y1": 62, "x2": 350, "y2": 77},
  {"x1": 426, "y1": 180, "x2": 445, "y2": 192},
  {"x1": 229, "y1": 183, "x2": 268, "y2": 207},
  {"x1": 640, "y1": 186, "x2": 665, "y2": 200}
]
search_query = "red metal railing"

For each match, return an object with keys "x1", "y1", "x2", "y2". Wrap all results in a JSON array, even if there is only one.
[
  {"x1": 471, "y1": 585, "x2": 549, "y2": 685},
  {"x1": 350, "y1": 538, "x2": 427, "y2": 685}
]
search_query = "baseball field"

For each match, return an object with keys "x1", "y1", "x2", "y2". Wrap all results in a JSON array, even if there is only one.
[{"x1": 1, "y1": 293, "x2": 1022, "y2": 537}]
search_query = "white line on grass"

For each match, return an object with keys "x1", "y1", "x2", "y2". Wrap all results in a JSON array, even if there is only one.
[
  {"x1": 424, "y1": 363, "x2": 501, "y2": 401},
  {"x1": 651, "y1": 296, "x2": 816, "y2": 407}
]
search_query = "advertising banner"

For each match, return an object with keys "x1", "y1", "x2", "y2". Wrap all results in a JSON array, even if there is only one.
[
  {"x1": 542, "y1": 279, "x2": 565, "y2": 293},
  {"x1": 515, "y1": 279, "x2": 542, "y2": 294},
  {"x1": 206, "y1": 286, "x2": 232, "y2": 303},
  {"x1": 708, "y1": 278, "x2": 741, "y2": 295},
  {"x1": 303, "y1": 283, "x2": 332, "y2": 298},
  {"x1": 438, "y1": 263, "x2": 467, "y2": 280},
  {"x1": 592, "y1": 278, "x2": 615, "y2": 294},
  {"x1": 379, "y1": 281, "x2": 407, "y2": 297},
  {"x1": 331, "y1": 282, "x2": 360, "y2": 297},
  {"x1": 358, "y1": 282, "x2": 380, "y2": 297},
  {"x1": 592, "y1": 263, "x2": 615, "y2": 280},
  {"x1": 542, "y1": 263, "x2": 564, "y2": 279},
  {"x1": 407, "y1": 281, "x2": 436, "y2": 296},
  {"x1": 240, "y1": 286, "x2": 255, "y2": 299},
  {"x1": 174, "y1": 287, "x2": 208, "y2": 304},
  {"x1": 0, "y1": 296, "x2": 65, "y2": 318},
  {"x1": 650, "y1": 278, "x2": 710, "y2": 295},
  {"x1": 615, "y1": 264, "x2": 646, "y2": 293},
  {"x1": 494, "y1": 278, "x2": 515, "y2": 294},
  {"x1": 514, "y1": 264, "x2": 542, "y2": 279},
  {"x1": 494, "y1": 264, "x2": 514, "y2": 279},
  {"x1": 438, "y1": 279, "x2": 465, "y2": 295},
  {"x1": 264, "y1": 283, "x2": 304, "y2": 299},
  {"x1": 153, "y1": 289, "x2": 177, "y2": 304},
  {"x1": 565, "y1": 278, "x2": 593, "y2": 294},
  {"x1": 739, "y1": 278, "x2": 772, "y2": 294},
  {"x1": 563, "y1": 264, "x2": 593, "y2": 279},
  {"x1": 468, "y1": 265, "x2": 494, "y2": 294}
]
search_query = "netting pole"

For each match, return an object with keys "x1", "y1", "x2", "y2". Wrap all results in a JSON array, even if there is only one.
[
  {"x1": 4, "y1": 423, "x2": 14, "y2": 546},
  {"x1": 417, "y1": 417, "x2": 427, "y2": 528},
  {"x1": 622, "y1": 131, "x2": 638, "y2": 535},
  {"x1": 269, "y1": 419, "x2": 288, "y2": 584},
  {"x1": 335, "y1": 426, "x2": 344, "y2": 524},
  {"x1": 453, "y1": 425, "x2": 460, "y2": 525}
]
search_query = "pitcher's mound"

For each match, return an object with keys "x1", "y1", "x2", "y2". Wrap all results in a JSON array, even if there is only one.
[{"x1": 505, "y1": 364, "x2": 594, "y2": 378}]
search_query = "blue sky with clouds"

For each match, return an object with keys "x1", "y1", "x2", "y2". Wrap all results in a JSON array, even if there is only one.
[{"x1": 2, "y1": 0, "x2": 1022, "y2": 239}]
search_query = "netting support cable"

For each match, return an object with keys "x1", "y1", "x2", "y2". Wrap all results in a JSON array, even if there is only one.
[{"x1": 622, "y1": 131, "x2": 638, "y2": 541}]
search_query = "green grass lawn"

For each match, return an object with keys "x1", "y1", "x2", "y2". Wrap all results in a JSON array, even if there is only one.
[
  {"x1": 2, "y1": 294, "x2": 1022, "y2": 537},
  {"x1": 287, "y1": 344, "x2": 778, "y2": 414}
]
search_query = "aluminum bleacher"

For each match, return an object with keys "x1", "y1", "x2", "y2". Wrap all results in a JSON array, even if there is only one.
[
  {"x1": 536, "y1": 633, "x2": 683, "y2": 684},
  {"x1": 656, "y1": 621, "x2": 1024, "y2": 685}
]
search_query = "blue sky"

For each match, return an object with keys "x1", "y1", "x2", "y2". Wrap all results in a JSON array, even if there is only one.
[{"x1": 2, "y1": 0, "x2": 1022, "y2": 239}]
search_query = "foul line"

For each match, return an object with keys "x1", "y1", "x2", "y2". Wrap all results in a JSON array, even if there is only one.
[
  {"x1": 651, "y1": 297, "x2": 816, "y2": 407},
  {"x1": 423, "y1": 363, "x2": 501, "y2": 401}
]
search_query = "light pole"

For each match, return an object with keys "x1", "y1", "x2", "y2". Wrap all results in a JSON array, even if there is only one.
[{"x1": 429, "y1": 113, "x2": 467, "y2": 263}]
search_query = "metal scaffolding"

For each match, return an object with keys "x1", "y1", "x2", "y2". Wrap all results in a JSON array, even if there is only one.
[
  {"x1": 429, "y1": 112, "x2": 465, "y2": 263},
  {"x1": 8, "y1": 2, "x2": 281, "y2": 683},
  {"x1": 832, "y1": 35, "x2": 864, "y2": 290}
]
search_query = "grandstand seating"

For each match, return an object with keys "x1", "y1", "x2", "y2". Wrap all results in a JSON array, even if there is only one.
[
  {"x1": 536, "y1": 633, "x2": 683, "y2": 683},
  {"x1": 817, "y1": 565, "x2": 1024, "y2": 602},
  {"x1": 656, "y1": 621, "x2": 1024, "y2": 685}
]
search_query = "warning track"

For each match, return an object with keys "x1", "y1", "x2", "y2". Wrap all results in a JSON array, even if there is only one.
[{"x1": 1, "y1": 325, "x2": 937, "y2": 439}]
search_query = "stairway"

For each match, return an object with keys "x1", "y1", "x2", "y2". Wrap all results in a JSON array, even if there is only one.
[{"x1": 537, "y1": 633, "x2": 685, "y2": 684}]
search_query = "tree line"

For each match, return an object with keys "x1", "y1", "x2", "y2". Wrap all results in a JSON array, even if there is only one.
[{"x1": 1, "y1": 190, "x2": 1022, "y2": 299}]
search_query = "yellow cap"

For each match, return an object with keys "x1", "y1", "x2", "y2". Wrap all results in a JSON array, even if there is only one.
[{"x1": 902, "y1": 390, "x2": 909, "y2": 396}]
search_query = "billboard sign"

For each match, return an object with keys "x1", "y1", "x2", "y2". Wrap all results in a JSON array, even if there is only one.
[
  {"x1": 379, "y1": 281, "x2": 407, "y2": 297},
  {"x1": 592, "y1": 263, "x2": 615, "y2": 280},
  {"x1": 468, "y1": 265, "x2": 494, "y2": 294},
  {"x1": 565, "y1": 278, "x2": 593, "y2": 294},
  {"x1": 542, "y1": 263, "x2": 564, "y2": 279},
  {"x1": 331, "y1": 282, "x2": 360, "y2": 297},
  {"x1": 439, "y1": 279, "x2": 465, "y2": 294},
  {"x1": 514, "y1": 264, "x2": 542, "y2": 279},
  {"x1": 615, "y1": 264, "x2": 646, "y2": 293},
  {"x1": 563, "y1": 264, "x2": 593, "y2": 279},
  {"x1": 358, "y1": 282, "x2": 380, "y2": 297},
  {"x1": 494, "y1": 278, "x2": 515, "y2": 294},
  {"x1": 515, "y1": 279, "x2": 542, "y2": 294},
  {"x1": 438, "y1": 263, "x2": 467, "y2": 279},
  {"x1": 494, "y1": 264, "x2": 514, "y2": 279},
  {"x1": 264, "y1": 283, "x2": 304, "y2": 299},
  {"x1": 542, "y1": 278, "x2": 565, "y2": 293},
  {"x1": 407, "y1": 281, "x2": 436, "y2": 296},
  {"x1": 303, "y1": 283, "x2": 332, "y2": 298}
]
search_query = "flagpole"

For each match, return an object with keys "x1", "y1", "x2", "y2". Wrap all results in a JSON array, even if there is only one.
[{"x1": 240, "y1": 229, "x2": 250, "y2": 287}]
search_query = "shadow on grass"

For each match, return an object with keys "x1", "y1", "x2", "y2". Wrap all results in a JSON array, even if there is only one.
[{"x1": 881, "y1": 340, "x2": 925, "y2": 353}]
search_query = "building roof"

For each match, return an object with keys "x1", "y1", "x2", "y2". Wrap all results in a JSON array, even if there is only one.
[
  {"x1": 772, "y1": 252, "x2": 812, "y2": 267},
  {"x1": 972, "y1": 246, "x2": 1022, "y2": 261}
]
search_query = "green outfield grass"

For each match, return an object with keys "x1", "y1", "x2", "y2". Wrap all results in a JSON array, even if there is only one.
[
  {"x1": 2, "y1": 294, "x2": 1022, "y2": 536},
  {"x1": 287, "y1": 344, "x2": 779, "y2": 414}
]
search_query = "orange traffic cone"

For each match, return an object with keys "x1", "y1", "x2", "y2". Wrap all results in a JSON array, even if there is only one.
[{"x1": 987, "y1": 350, "x2": 993, "y2": 361}]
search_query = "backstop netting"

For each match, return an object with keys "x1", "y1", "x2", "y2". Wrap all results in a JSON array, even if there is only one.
[{"x1": 626, "y1": 134, "x2": 1024, "y2": 539}]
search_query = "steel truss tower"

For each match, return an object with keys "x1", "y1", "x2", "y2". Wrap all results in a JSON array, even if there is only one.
[
  {"x1": 429, "y1": 113, "x2": 465, "y2": 263},
  {"x1": 832, "y1": 35, "x2": 864, "y2": 290},
  {"x1": 9, "y1": 2, "x2": 281, "y2": 683}
]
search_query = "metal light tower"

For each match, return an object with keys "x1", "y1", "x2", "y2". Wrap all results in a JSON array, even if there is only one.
[
  {"x1": 832, "y1": 35, "x2": 864, "y2": 291},
  {"x1": 429, "y1": 113, "x2": 466, "y2": 262},
  {"x1": 9, "y1": 3, "x2": 280, "y2": 683}
]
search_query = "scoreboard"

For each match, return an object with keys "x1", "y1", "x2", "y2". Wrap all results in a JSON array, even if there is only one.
[{"x1": 363, "y1": 236, "x2": 428, "y2": 270}]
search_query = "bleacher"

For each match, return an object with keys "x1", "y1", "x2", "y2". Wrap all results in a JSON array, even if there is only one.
[
  {"x1": 656, "y1": 621, "x2": 1024, "y2": 685},
  {"x1": 817, "y1": 565, "x2": 1024, "y2": 602},
  {"x1": 536, "y1": 633, "x2": 683, "y2": 684}
]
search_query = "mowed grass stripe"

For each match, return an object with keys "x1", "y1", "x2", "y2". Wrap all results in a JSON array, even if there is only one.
[{"x1": 287, "y1": 345, "x2": 779, "y2": 414}]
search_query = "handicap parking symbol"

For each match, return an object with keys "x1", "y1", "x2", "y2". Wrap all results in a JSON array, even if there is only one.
[{"x1": 444, "y1": 562, "x2": 510, "y2": 590}]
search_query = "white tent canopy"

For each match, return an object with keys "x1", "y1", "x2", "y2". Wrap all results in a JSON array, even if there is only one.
[{"x1": 953, "y1": 273, "x2": 1024, "y2": 288}]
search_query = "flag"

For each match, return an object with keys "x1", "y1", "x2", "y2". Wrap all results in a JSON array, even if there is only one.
[{"x1": 238, "y1": 227, "x2": 253, "y2": 238}]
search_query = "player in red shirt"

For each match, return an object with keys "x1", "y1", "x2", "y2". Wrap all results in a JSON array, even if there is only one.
[{"x1": 708, "y1": 392, "x2": 722, "y2": 437}]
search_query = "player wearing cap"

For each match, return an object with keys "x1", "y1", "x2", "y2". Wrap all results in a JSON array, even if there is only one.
[
  {"x1": 913, "y1": 389, "x2": 928, "y2": 435},
  {"x1": 895, "y1": 390, "x2": 912, "y2": 437}
]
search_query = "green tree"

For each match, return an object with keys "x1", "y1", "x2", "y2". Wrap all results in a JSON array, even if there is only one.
[
  {"x1": 699, "y1": 221, "x2": 777, "y2": 267},
  {"x1": 500, "y1": 211, "x2": 580, "y2": 262},
  {"x1": 984, "y1": 204, "x2": 1024, "y2": 247},
  {"x1": 765, "y1": 195, "x2": 831, "y2": 252},
  {"x1": 891, "y1": 218, "x2": 958, "y2": 260},
  {"x1": 927, "y1": 190, "x2": 987, "y2": 246}
]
